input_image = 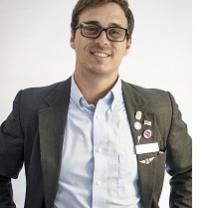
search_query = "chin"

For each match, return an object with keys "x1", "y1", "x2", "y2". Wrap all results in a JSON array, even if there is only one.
[
  {"x1": 88, "y1": 67, "x2": 112, "y2": 76},
  {"x1": 91, "y1": 68, "x2": 109, "y2": 75},
  {"x1": 87, "y1": 63, "x2": 108, "y2": 72}
]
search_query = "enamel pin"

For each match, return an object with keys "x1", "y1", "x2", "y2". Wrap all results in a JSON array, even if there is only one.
[
  {"x1": 134, "y1": 121, "x2": 142, "y2": 131},
  {"x1": 143, "y1": 129, "x2": 152, "y2": 139},
  {"x1": 144, "y1": 120, "x2": 152, "y2": 126},
  {"x1": 137, "y1": 135, "x2": 142, "y2": 143},
  {"x1": 135, "y1": 111, "x2": 142, "y2": 120},
  {"x1": 139, "y1": 157, "x2": 155, "y2": 164}
]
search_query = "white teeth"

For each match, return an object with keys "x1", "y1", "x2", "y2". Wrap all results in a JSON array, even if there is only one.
[{"x1": 92, "y1": 52, "x2": 109, "y2": 58}]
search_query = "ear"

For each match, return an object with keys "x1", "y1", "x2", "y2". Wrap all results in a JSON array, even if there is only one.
[
  {"x1": 124, "y1": 38, "x2": 132, "y2": 56},
  {"x1": 70, "y1": 32, "x2": 76, "y2": 49}
]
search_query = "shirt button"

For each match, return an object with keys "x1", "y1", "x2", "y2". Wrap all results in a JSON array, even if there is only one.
[
  {"x1": 96, "y1": 148, "x2": 102, "y2": 153},
  {"x1": 95, "y1": 114, "x2": 101, "y2": 119},
  {"x1": 96, "y1": 180, "x2": 102, "y2": 186}
]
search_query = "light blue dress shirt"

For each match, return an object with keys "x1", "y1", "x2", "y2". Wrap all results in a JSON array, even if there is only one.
[{"x1": 54, "y1": 77, "x2": 142, "y2": 208}]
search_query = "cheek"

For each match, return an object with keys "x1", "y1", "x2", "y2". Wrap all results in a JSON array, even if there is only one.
[
  {"x1": 114, "y1": 47, "x2": 128, "y2": 61},
  {"x1": 76, "y1": 40, "x2": 91, "y2": 55}
]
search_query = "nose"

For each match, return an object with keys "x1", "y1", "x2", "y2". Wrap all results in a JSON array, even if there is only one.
[{"x1": 94, "y1": 30, "x2": 110, "y2": 45}]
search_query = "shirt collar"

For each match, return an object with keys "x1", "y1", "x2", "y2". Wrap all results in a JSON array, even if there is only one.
[
  {"x1": 70, "y1": 75, "x2": 84, "y2": 107},
  {"x1": 108, "y1": 76, "x2": 122, "y2": 110},
  {"x1": 70, "y1": 75, "x2": 122, "y2": 111}
]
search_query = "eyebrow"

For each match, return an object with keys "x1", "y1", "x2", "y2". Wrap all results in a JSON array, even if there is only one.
[{"x1": 82, "y1": 20, "x2": 125, "y2": 28}]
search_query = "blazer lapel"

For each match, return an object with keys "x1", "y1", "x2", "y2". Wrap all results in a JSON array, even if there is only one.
[
  {"x1": 38, "y1": 78, "x2": 71, "y2": 208},
  {"x1": 122, "y1": 81, "x2": 161, "y2": 208}
]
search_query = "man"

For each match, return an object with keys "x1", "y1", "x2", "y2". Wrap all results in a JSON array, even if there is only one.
[{"x1": 0, "y1": 0, "x2": 192, "y2": 207}]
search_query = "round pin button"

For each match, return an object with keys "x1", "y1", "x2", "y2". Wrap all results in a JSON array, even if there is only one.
[
  {"x1": 134, "y1": 121, "x2": 142, "y2": 130},
  {"x1": 143, "y1": 129, "x2": 152, "y2": 139}
]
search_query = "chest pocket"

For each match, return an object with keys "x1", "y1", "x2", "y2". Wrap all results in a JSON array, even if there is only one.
[
  {"x1": 116, "y1": 153, "x2": 139, "y2": 198},
  {"x1": 118, "y1": 154, "x2": 138, "y2": 182}
]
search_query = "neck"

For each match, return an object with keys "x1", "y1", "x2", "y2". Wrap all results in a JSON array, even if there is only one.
[{"x1": 74, "y1": 70, "x2": 118, "y2": 105}]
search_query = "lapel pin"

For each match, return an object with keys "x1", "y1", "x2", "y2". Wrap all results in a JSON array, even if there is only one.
[
  {"x1": 135, "y1": 111, "x2": 142, "y2": 120},
  {"x1": 140, "y1": 157, "x2": 155, "y2": 164},
  {"x1": 137, "y1": 135, "x2": 142, "y2": 143},
  {"x1": 134, "y1": 121, "x2": 142, "y2": 131},
  {"x1": 143, "y1": 129, "x2": 152, "y2": 139},
  {"x1": 144, "y1": 120, "x2": 152, "y2": 126}
]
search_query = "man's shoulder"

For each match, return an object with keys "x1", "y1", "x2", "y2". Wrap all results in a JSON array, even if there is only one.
[
  {"x1": 16, "y1": 78, "x2": 71, "y2": 111},
  {"x1": 121, "y1": 80, "x2": 175, "y2": 113},
  {"x1": 121, "y1": 80, "x2": 170, "y2": 99},
  {"x1": 121, "y1": 81, "x2": 176, "y2": 132},
  {"x1": 21, "y1": 78, "x2": 69, "y2": 97}
]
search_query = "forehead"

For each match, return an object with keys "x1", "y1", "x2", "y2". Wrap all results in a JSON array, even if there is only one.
[{"x1": 78, "y1": 2, "x2": 128, "y2": 27}]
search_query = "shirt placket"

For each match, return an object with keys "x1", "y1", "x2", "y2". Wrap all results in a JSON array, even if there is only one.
[{"x1": 91, "y1": 101, "x2": 109, "y2": 207}]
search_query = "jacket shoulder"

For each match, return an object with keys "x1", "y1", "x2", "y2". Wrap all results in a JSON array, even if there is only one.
[
  {"x1": 21, "y1": 79, "x2": 67, "y2": 99},
  {"x1": 16, "y1": 78, "x2": 70, "y2": 116},
  {"x1": 122, "y1": 81, "x2": 172, "y2": 111}
]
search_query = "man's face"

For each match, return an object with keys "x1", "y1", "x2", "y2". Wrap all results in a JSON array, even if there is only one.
[{"x1": 70, "y1": 2, "x2": 131, "y2": 78}]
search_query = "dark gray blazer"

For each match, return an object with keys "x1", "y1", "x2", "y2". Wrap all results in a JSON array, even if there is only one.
[{"x1": 0, "y1": 77, "x2": 192, "y2": 208}]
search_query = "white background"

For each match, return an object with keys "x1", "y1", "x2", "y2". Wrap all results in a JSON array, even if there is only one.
[
  {"x1": 192, "y1": 0, "x2": 208, "y2": 207},
  {"x1": 0, "y1": 0, "x2": 192, "y2": 207}
]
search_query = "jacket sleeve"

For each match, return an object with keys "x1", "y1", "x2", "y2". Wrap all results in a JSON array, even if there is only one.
[
  {"x1": 166, "y1": 92, "x2": 192, "y2": 208},
  {"x1": 0, "y1": 91, "x2": 24, "y2": 207}
]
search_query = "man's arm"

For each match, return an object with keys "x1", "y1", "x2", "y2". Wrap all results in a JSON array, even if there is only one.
[
  {"x1": 0, "y1": 176, "x2": 16, "y2": 208},
  {"x1": 166, "y1": 92, "x2": 192, "y2": 208},
  {"x1": 0, "y1": 91, "x2": 24, "y2": 207}
]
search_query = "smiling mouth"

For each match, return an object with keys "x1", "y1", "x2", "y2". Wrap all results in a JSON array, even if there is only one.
[{"x1": 90, "y1": 51, "x2": 111, "y2": 58}]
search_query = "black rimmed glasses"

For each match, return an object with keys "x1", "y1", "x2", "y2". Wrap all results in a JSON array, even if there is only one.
[{"x1": 75, "y1": 22, "x2": 129, "y2": 42}]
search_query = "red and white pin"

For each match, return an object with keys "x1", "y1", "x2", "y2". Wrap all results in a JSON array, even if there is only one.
[{"x1": 143, "y1": 129, "x2": 152, "y2": 139}]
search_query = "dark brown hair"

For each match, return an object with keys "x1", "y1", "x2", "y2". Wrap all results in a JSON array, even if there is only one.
[{"x1": 71, "y1": 0, "x2": 134, "y2": 39}]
